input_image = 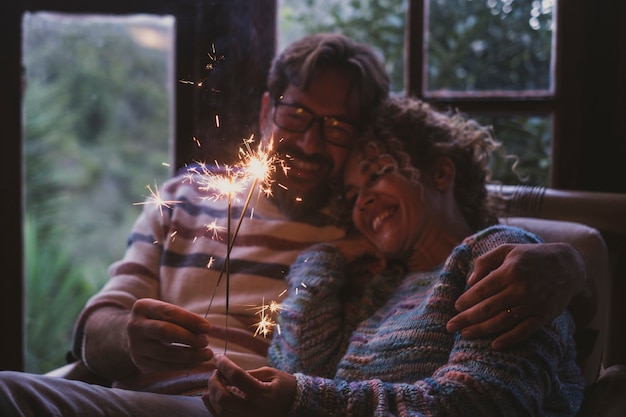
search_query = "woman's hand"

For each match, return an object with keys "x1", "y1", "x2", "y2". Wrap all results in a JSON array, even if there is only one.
[{"x1": 203, "y1": 354, "x2": 297, "y2": 417}]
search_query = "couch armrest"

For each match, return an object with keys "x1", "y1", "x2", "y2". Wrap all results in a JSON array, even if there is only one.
[{"x1": 577, "y1": 364, "x2": 626, "y2": 417}]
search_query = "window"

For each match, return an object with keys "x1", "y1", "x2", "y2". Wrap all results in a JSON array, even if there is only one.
[
  {"x1": 22, "y1": 12, "x2": 173, "y2": 372},
  {"x1": 417, "y1": 0, "x2": 556, "y2": 186}
]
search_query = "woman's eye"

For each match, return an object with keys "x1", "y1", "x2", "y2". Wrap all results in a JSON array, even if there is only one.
[{"x1": 369, "y1": 164, "x2": 393, "y2": 183}]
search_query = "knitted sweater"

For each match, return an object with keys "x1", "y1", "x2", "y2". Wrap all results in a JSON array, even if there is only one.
[
  {"x1": 70, "y1": 167, "x2": 345, "y2": 395},
  {"x1": 268, "y1": 225, "x2": 585, "y2": 417}
]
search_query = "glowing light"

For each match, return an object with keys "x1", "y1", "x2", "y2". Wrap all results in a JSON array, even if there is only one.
[
  {"x1": 133, "y1": 182, "x2": 182, "y2": 217},
  {"x1": 249, "y1": 297, "x2": 285, "y2": 338},
  {"x1": 205, "y1": 219, "x2": 225, "y2": 240},
  {"x1": 193, "y1": 136, "x2": 283, "y2": 349}
]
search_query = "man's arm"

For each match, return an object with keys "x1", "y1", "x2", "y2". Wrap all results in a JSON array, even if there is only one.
[
  {"x1": 446, "y1": 242, "x2": 595, "y2": 350},
  {"x1": 81, "y1": 306, "x2": 138, "y2": 381}
]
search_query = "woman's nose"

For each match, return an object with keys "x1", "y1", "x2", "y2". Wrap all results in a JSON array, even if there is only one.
[{"x1": 356, "y1": 190, "x2": 376, "y2": 211}]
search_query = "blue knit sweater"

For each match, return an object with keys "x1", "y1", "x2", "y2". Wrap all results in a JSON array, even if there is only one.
[{"x1": 268, "y1": 225, "x2": 585, "y2": 416}]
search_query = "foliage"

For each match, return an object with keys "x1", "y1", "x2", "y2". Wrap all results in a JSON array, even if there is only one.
[
  {"x1": 22, "y1": 13, "x2": 172, "y2": 371},
  {"x1": 279, "y1": 0, "x2": 407, "y2": 93},
  {"x1": 24, "y1": 215, "x2": 97, "y2": 373},
  {"x1": 427, "y1": 0, "x2": 553, "y2": 91}
]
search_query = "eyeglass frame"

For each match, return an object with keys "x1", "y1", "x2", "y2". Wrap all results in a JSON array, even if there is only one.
[{"x1": 272, "y1": 98, "x2": 361, "y2": 148}]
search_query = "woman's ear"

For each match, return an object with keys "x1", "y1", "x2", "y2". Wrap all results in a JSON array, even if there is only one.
[
  {"x1": 432, "y1": 157, "x2": 455, "y2": 191},
  {"x1": 259, "y1": 92, "x2": 272, "y2": 135}
]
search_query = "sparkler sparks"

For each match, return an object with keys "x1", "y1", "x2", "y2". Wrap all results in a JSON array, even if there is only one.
[
  {"x1": 205, "y1": 219, "x2": 225, "y2": 240},
  {"x1": 134, "y1": 134, "x2": 288, "y2": 346},
  {"x1": 178, "y1": 43, "x2": 225, "y2": 90},
  {"x1": 187, "y1": 136, "x2": 281, "y2": 350},
  {"x1": 249, "y1": 298, "x2": 285, "y2": 338},
  {"x1": 133, "y1": 182, "x2": 182, "y2": 217}
]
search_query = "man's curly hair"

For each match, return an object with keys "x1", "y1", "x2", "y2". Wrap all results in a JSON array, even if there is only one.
[{"x1": 351, "y1": 96, "x2": 502, "y2": 233}]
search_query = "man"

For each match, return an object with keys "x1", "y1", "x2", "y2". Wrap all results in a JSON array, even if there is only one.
[{"x1": 0, "y1": 33, "x2": 591, "y2": 417}]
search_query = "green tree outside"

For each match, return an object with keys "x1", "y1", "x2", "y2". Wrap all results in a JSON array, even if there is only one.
[{"x1": 23, "y1": 13, "x2": 172, "y2": 372}]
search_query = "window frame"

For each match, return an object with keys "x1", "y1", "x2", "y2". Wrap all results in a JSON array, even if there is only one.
[{"x1": 406, "y1": 0, "x2": 626, "y2": 192}]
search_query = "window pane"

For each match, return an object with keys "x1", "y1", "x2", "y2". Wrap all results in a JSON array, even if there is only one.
[
  {"x1": 22, "y1": 12, "x2": 174, "y2": 373},
  {"x1": 477, "y1": 114, "x2": 552, "y2": 186},
  {"x1": 426, "y1": 0, "x2": 555, "y2": 94},
  {"x1": 278, "y1": 0, "x2": 407, "y2": 93}
]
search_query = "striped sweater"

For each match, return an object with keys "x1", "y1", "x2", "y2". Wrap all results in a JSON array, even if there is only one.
[
  {"x1": 71, "y1": 168, "x2": 345, "y2": 395},
  {"x1": 268, "y1": 225, "x2": 585, "y2": 417}
]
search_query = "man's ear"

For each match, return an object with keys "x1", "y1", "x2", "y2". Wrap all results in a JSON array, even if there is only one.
[
  {"x1": 259, "y1": 92, "x2": 272, "y2": 135},
  {"x1": 432, "y1": 157, "x2": 455, "y2": 191}
]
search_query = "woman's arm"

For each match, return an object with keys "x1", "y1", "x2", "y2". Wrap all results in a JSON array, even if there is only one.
[{"x1": 268, "y1": 244, "x2": 349, "y2": 376}]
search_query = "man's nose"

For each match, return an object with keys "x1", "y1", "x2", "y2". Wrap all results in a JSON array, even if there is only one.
[{"x1": 297, "y1": 119, "x2": 326, "y2": 154}]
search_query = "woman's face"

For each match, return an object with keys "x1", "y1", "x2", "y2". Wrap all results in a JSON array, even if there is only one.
[{"x1": 342, "y1": 150, "x2": 434, "y2": 259}]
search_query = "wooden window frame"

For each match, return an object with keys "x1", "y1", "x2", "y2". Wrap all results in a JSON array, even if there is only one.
[{"x1": 406, "y1": 0, "x2": 626, "y2": 192}]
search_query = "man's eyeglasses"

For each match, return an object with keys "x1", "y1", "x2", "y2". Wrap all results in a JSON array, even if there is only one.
[{"x1": 272, "y1": 100, "x2": 360, "y2": 148}]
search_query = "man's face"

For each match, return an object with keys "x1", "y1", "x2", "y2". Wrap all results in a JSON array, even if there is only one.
[{"x1": 260, "y1": 69, "x2": 361, "y2": 219}]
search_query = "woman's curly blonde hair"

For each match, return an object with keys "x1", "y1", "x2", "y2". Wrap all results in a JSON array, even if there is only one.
[{"x1": 351, "y1": 96, "x2": 502, "y2": 232}]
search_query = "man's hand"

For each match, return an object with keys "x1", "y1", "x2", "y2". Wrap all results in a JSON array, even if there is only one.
[
  {"x1": 446, "y1": 242, "x2": 589, "y2": 350},
  {"x1": 128, "y1": 298, "x2": 214, "y2": 373},
  {"x1": 203, "y1": 354, "x2": 296, "y2": 417}
]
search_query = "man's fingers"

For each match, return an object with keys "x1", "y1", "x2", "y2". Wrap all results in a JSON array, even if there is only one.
[
  {"x1": 449, "y1": 285, "x2": 522, "y2": 332},
  {"x1": 456, "y1": 248, "x2": 517, "y2": 311},
  {"x1": 130, "y1": 317, "x2": 210, "y2": 348},
  {"x1": 134, "y1": 298, "x2": 211, "y2": 334},
  {"x1": 454, "y1": 275, "x2": 505, "y2": 312},
  {"x1": 451, "y1": 305, "x2": 525, "y2": 337},
  {"x1": 467, "y1": 244, "x2": 512, "y2": 286},
  {"x1": 492, "y1": 318, "x2": 543, "y2": 350}
]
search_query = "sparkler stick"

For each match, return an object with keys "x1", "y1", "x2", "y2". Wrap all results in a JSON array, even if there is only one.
[
  {"x1": 201, "y1": 137, "x2": 276, "y2": 352},
  {"x1": 224, "y1": 184, "x2": 231, "y2": 352},
  {"x1": 203, "y1": 175, "x2": 260, "y2": 317}
]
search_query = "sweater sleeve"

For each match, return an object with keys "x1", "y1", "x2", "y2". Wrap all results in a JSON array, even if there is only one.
[
  {"x1": 285, "y1": 225, "x2": 585, "y2": 417},
  {"x1": 268, "y1": 243, "x2": 350, "y2": 377}
]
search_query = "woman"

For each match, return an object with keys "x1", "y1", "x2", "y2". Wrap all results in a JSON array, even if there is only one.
[{"x1": 202, "y1": 96, "x2": 585, "y2": 416}]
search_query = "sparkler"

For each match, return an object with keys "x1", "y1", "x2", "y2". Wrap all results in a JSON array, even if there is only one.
[
  {"x1": 135, "y1": 137, "x2": 287, "y2": 348},
  {"x1": 172, "y1": 44, "x2": 287, "y2": 349},
  {"x1": 133, "y1": 181, "x2": 182, "y2": 218},
  {"x1": 250, "y1": 297, "x2": 285, "y2": 337},
  {"x1": 190, "y1": 136, "x2": 277, "y2": 351}
]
